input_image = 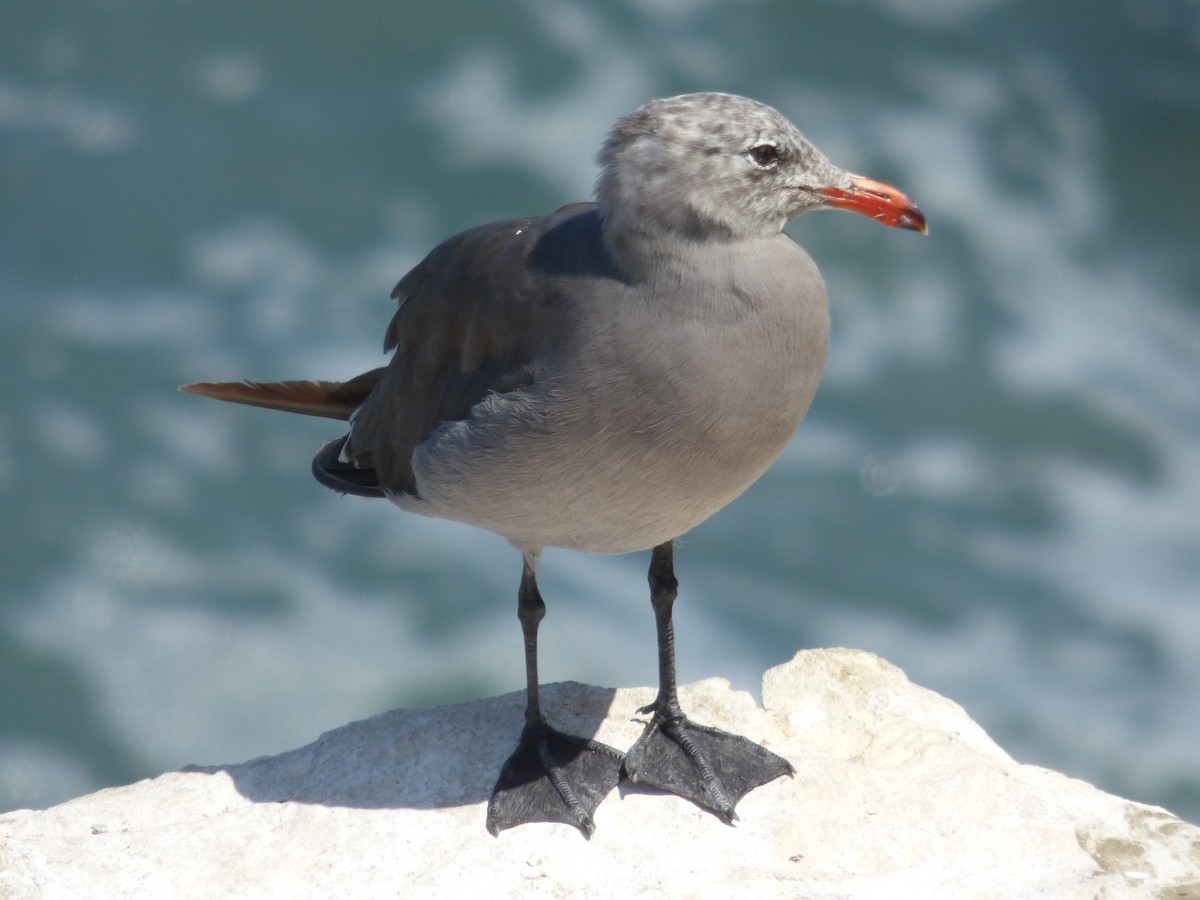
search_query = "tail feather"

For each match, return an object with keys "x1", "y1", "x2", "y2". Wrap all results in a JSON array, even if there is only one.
[{"x1": 180, "y1": 367, "x2": 384, "y2": 421}]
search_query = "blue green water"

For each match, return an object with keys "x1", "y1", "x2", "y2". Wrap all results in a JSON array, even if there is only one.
[{"x1": 3, "y1": 0, "x2": 1199, "y2": 824}]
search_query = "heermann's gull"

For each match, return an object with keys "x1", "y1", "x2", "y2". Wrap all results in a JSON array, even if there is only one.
[{"x1": 182, "y1": 92, "x2": 926, "y2": 837}]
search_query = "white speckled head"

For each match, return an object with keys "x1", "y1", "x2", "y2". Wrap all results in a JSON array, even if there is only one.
[{"x1": 595, "y1": 92, "x2": 852, "y2": 244}]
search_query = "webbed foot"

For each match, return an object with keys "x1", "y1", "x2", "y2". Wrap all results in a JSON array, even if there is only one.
[
  {"x1": 487, "y1": 720, "x2": 624, "y2": 837},
  {"x1": 623, "y1": 704, "x2": 793, "y2": 821}
]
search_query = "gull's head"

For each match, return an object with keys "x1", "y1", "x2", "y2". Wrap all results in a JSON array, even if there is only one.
[{"x1": 595, "y1": 92, "x2": 926, "y2": 244}]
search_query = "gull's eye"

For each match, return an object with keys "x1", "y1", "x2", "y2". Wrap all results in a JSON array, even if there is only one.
[{"x1": 747, "y1": 143, "x2": 782, "y2": 168}]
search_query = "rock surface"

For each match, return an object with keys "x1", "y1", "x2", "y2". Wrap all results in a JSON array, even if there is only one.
[{"x1": 2, "y1": 649, "x2": 1198, "y2": 899}]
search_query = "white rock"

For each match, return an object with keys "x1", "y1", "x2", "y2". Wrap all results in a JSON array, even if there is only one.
[{"x1": 1, "y1": 649, "x2": 1198, "y2": 899}]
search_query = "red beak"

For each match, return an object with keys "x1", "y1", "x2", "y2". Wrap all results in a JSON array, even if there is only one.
[{"x1": 815, "y1": 173, "x2": 928, "y2": 234}]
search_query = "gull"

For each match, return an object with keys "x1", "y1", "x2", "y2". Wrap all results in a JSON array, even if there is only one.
[{"x1": 183, "y1": 91, "x2": 926, "y2": 836}]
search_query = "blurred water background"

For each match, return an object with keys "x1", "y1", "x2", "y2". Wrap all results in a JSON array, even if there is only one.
[{"x1": 2, "y1": 0, "x2": 1199, "y2": 824}]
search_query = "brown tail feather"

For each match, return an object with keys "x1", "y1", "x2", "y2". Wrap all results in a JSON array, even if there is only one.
[{"x1": 180, "y1": 367, "x2": 384, "y2": 421}]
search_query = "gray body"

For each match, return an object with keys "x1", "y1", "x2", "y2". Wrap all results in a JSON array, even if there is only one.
[{"x1": 384, "y1": 206, "x2": 829, "y2": 554}]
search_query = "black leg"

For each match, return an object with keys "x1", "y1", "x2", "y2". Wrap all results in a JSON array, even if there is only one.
[
  {"x1": 623, "y1": 541, "x2": 793, "y2": 821},
  {"x1": 486, "y1": 552, "x2": 623, "y2": 837}
]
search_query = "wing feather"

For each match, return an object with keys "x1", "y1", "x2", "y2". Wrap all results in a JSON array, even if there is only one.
[{"x1": 347, "y1": 205, "x2": 601, "y2": 495}]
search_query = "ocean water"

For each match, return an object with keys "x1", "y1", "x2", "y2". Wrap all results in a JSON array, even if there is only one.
[{"x1": 2, "y1": 0, "x2": 1199, "y2": 825}]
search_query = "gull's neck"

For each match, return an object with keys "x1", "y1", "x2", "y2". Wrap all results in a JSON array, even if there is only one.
[{"x1": 599, "y1": 206, "x2": 785, "y2": 283}]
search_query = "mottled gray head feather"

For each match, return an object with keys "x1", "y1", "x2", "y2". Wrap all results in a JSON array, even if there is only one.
[{"x1": 595, "y1": 92, "x2": 851, "y2": 244}]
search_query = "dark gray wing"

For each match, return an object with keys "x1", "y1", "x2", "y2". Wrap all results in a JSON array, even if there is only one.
[{"x1": 340, "y1": 204, "x2": 602, "y2": 497}]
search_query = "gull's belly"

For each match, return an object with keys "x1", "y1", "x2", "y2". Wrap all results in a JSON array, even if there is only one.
[
  {"x1": 400, "y1": 402, "x2": 800, "y2": 554},
  {"x1": 400, "y1": 287, "x2": 828, "y2": 554}
]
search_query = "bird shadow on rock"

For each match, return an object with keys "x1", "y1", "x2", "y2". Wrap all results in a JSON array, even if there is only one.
[{"x1": 186, "y1": 681, "x2": 621, "y2": 813}]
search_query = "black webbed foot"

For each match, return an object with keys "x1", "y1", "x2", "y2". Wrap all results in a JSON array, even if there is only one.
[
  {"x1": 487, "y1": 555, "x2": 624, "y2": 837},
  {"x1": 487, "y1": 720, "x2": 624, "y2": 837},
  {"x1": 623, "y1": 702, "x2": 793, "y2": 822},
  {"x1": 626, "y1": 542, "x2": 794, "y2": 821}
]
